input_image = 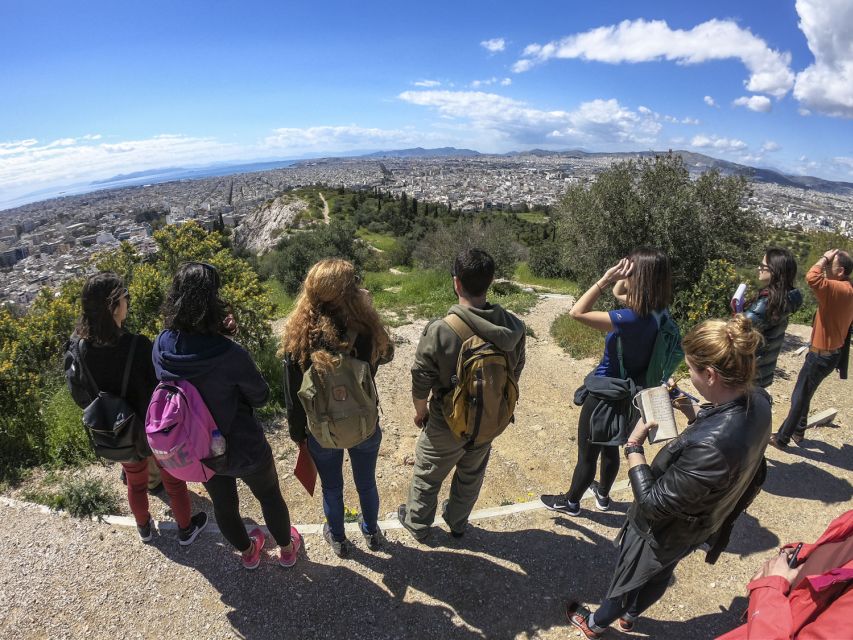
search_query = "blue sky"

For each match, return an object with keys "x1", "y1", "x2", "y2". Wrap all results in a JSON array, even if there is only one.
[{"x1": 1, "y1": 0, "x2": 852, "y2": 207}]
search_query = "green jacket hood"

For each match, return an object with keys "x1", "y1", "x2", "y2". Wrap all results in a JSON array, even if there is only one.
[{"x1": 449, "y1": 303, "x2": 525, "y2": 352}]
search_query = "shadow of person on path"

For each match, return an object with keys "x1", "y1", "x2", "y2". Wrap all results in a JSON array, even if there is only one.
[
  {"x1": 785, "y1": 441, "x2": 853, "y2": 473},
  {"x1": 155, "y1": 533, "x2": 474, "y2": 640},
  {"x1": 623, "y1": 596, "x2": 749, "y2": 639},
  {"x1": 764, "y1": 457, "x2": 853, "y2": 504},
  {"x1": 715, "y1": 510, "x2": 780, "y2": 558}
]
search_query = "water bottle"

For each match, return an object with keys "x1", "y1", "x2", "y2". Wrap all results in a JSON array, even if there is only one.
[{"x1": 209, "y1": 429, "x2": 227, "y2": 456}]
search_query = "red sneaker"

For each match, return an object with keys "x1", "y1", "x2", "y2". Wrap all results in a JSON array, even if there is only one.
[
  {"x1": 279, "y1": 526, "x2": 302, "y2": 568},
  {"x1": 241, "y1": 528, "x2": 266, "y2": 570},
  {"x1": 618, "y1": 616, "x2": 635, "y2": 632},
  {"x1": 566, "y1": 601, "x2": 602, "y2": 639}
]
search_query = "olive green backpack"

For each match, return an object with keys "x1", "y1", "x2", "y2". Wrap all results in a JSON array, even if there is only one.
[
  {"x1": 441, "y1": 314, "x2": 519, "y2": 445},
  {"x1": 297, "y1": 333, "x2": 378, "y2": 449}
]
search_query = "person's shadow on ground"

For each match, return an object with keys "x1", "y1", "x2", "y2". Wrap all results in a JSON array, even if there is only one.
[
  {"x1": 763, "y1": 456, "x2": 853, "y2": 504},
  {"x1": 785, "y1": 440, "x2": 853, "y2": 473}
]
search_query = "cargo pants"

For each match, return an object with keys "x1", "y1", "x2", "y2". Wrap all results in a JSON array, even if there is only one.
[{"x1": 403, "y1": 418, "x2": 493, "y2": 537}]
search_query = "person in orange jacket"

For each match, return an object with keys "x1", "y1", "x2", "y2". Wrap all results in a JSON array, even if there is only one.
[{"x1": 717, "y1": 509, "x2": 853, "y2": 639}]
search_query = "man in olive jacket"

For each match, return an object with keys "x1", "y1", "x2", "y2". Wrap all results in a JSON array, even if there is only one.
[{"x1": 398, "y1": 248, "x2": 526, "y2": 541}]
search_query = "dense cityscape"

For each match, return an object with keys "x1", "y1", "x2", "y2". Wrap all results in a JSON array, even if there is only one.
[{"x1": 1, "y1": 151, "x2": 852, "y2": 305}]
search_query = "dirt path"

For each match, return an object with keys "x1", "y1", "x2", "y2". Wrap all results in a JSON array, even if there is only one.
[
  {"x1": 319, "y1": 191, "x2": 330, "y2": 224},
  {"x1": 3, "y1": 294, "x2": 852, "y2": 639}
]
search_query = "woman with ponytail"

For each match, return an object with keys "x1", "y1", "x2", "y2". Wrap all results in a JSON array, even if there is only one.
[
  {"x1": 744, "y1": 248, "x2": 802, "y2": 388},
  {"x1": 281, "y1": 258, "x2": 394, "y2": 557},
  {"x1": 567, "y1": 315, "x2": 771, "y2": 638}
]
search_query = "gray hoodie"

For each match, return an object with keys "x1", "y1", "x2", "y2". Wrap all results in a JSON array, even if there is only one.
[{"x1": 412, "y1": 303, "x2": 526, "y2": 428}]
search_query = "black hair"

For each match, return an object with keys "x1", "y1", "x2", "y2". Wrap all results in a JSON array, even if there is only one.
[
  {"x1": 162, "y1": 262, "x2": 227, "y2": 334},
  {"x1": 453, "y1": 248, "x2": 495, "y2": 297},
  {"x1": 762, "y1": 248, "x2": 798, "y2": 324},
  {"x1": 77, "y1": 272, "x2": 126, "y2": 345}
]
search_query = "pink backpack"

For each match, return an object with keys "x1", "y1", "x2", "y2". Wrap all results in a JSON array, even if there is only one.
[{"x1": 145, "y1": 380, "x2": 220, "y2": 482}]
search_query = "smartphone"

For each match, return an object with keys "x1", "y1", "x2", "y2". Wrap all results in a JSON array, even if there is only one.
[{"x1": 787, "y1": 542, "x2": 804, "y2": 568}]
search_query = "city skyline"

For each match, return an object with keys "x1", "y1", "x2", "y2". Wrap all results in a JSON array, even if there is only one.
[{"x1": 2, "y1": 0, "x2": 852, "y2": 207}]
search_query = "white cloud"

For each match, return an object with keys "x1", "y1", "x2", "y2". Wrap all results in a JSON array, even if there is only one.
[
  {"x1": 481, "y1": 38, "x2": 506, "y2": 53},
  {"x1": 691, "y1": 134, "x2": 748, "y2": 152},
  {"x1": 513, "y1": 18, "x2": 794, "y2": 97},
  {"x1": 471, "y1": 77, "x2": 497, "y2": 88},
  {"x1": 733, "y1": 95, "x2": 773, "y2": 112},
  {"x1": 500, "y1": 77, "x2": 512, "y2": 86},
  {"x1": 413, "y1": 79, "x2": 441, "y2": 87},
  {"x1": 704, "y1": 95, "x2": 717, "y2": 107},
  {"x1": 263, "y1": 125, "x2": 424, "y2": 151},
  {"x1": 399, "y1": 90, "x2": 662, "y2": 145},
  {"x1": 793, "y1": 0, "x2": 853, "y2": 118},
  {"x1": 761, "y1": 141, "x2": 781, "y2": 152}
]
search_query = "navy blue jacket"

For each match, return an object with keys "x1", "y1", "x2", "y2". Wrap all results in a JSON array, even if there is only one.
[{"x1": 152, "y1": 330, "x2": 271, "y2": 477}]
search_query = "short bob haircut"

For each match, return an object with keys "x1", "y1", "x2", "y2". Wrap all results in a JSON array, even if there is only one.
[
  {"x1": 162, "y1": 262, "x2": 227, "y2": 334},
  {"x1": 76, "y1": 272, "x2": 127, "y2": 345},
  {"x1": 625, "y1": 247, "x2": 672, "y2": 317}
]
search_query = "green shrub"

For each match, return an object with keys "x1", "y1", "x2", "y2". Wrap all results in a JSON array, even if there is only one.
[
  {"x1": 551, "y1": 313, "x2": 604, "y2": 359},
  {"x1": 42, "y1": 386, "x2": 93, "y2": 467},
  {"x1": 58, "y1": 475, "x2": 120, "y2": 520},
  {"x1": 529, "y1": 242, "x2": 572, "y2": 279},
  {"x1": 671, "y1": 259, "x2": 739, "y2": 332}
]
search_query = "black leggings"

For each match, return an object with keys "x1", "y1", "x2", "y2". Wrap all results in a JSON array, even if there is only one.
[
  {"x1": 204, "y1": 456, "x2": 291, "y2": 551},
  {"x1": 567, "y1": 395, "x2": 620, "y2": 503},
  {"x1": 591, "y1": 560, "x2": 680, "y2": 628}
]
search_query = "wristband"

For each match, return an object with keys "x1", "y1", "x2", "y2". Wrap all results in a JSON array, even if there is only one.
[
  {"x1": 624, "y1": 444, "x2": 645, "y2": 459},
  {"x1": 595, "y1": 281, "x2": 607, "y2": 294}
]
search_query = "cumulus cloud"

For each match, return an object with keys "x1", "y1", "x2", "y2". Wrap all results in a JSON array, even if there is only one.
[
  {"x1": 263, "y1": 125, "x2": 425, "y2": 151},
  {"x1": 399, "y1": 90, "x2": 662, "y2": 145},
  {"x1": 762, "y1": 141, "x2": 781, "y2": 152},
  {"x1": 733, "y1": 95, "x2": 773, "y2": 112},
  {"x1": 793, "y1": 0, "x2": 853, "y2": 118},
  {"x1": 513, "y1": 18, "x2": 795, "y2": 97},
  {"x1": 481, "y1": 38, "x2": 506, "y2": 53},
  {"x1": 691, "y1": 134, "x2": 748, "y2": 152},
  {"x1": 500, "y1": 77, "x2": 512, "y2": 86},
  {"x1": 413, "y1": 79, "x2": 441, "y2": 87},
  {"x1": 704, "y1": 95, "x2": 717, "y2": 107}
]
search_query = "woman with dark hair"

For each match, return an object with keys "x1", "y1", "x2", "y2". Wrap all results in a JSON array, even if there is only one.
[
  {"x1": 568, "y1": 315, "x2": 770, "y2": 637},
  {"x1": 744, "y1": 248, "x2": 802, "y2": 388},
  {"x1": 541, "y1": 248, "x2": 674, "y2": 517},
  {"x1": 152, "y1": 262, "x2": 300, "y2": 570},
  {"x1": 281, "y1": 258, "x2": 394, "y2": 557},
  {"x1": 70, "y1": 272, "x2": 206, "y2": 544}
]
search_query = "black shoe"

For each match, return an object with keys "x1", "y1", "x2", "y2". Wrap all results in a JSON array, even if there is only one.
[
  {"x1": 358, "y1": 514, "x2": 385, "y2": 551},
  {"x1": 540, "y1": 492, "x2": 580, "y2": 516},
  {"x1": 178, "y1": 512, "x2": 209, "y2": 546},
  {"x1": 137, "y1": 516, "x2": 153, "y2": 543},
  {"x1": 590, "y1": 481, "x2": 611, "y2": 512},
  {"x1": 769, "y1": 434, "x2": 788, "y2": 450},
  {"x1": 323, "y1": 523, "x2": 351, "y2": 558},
  {"x1": 397, "y1": 504, "x2": 430, "y2": 542},
  {"x1": 791, "y1": 433, "x2": 805, "y2": 447},
  {"x1": 440, "y1": 498, "x2": 465, "y2": 538}
]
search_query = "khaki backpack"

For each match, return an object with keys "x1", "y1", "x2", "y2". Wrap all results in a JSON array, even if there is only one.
[
  {"x1": 441, "y1": 314, "x2": 519, "y2": 445},
  {"x1": 297, "y1": 333, "x2": 379, "y2": 449}
]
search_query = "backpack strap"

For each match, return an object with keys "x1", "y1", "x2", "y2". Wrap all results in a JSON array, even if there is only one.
[
  {"x1": 615, "y1": 336, "x2": 627, "y2": 380},
  {"x1": 120, "y1": 335, "x2": 139, "y2": 399},
  {"x1": 443, "y1": 314, "x2": 475, "y2": 343},
  {"x1": 76, "y1": 338, "x2": 102, "y2": 399}
]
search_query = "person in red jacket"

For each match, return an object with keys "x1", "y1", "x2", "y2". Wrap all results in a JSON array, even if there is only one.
[{"x1": 717, "y1": 509, "x2": 853, "y2": 639}]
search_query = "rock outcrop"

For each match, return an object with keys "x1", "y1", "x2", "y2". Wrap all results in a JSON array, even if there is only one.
[{"x1": 233, "y1": 194, "x2": 308, "y2": 254}]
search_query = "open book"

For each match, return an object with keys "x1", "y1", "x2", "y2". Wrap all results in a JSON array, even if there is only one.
[{"x1": 634, "y1": 385, "x2": 679, "y2": 443}]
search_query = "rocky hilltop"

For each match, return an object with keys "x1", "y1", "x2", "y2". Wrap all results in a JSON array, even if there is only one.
[{"x1": 232, "y1": 193, "x2": 307, "y2": 254}]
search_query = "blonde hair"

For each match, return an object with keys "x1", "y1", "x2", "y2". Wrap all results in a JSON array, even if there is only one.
[
  {"x1": 681, "y1": 314, "x2": 762, "y2": 390},
  {"x1": 279, "y1": 258, "x2": 391, "y2": 375}
]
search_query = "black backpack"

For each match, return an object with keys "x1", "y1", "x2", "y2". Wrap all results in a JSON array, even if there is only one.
[{"x1": 63, "y1": 335, "x2": 150, "y2": 463}]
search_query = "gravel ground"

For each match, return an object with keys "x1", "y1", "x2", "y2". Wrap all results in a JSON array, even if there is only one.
[{"x1": 2, "y1": 296, "x2": 852, "y2": 639}]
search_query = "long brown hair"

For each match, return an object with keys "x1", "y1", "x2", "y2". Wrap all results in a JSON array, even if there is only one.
[
  {"x1": 279, "y1": 258, "x2": 392, "y2": 374},
  {"x1": 625, "y1": 247, "x2": 672, "y2": 317}
]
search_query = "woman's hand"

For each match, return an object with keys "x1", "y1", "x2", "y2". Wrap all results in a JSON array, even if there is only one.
[
  {"x1": 751, "y1": 549, "x2": 799, "y2": 584},
  {"x1": 601, "y1": 258, "x2": 634, "y2": 287},
  {"x1": 628, "y1": 418, "x2": 655, "y2": 446},
  {"x1": 222, "y1": 313, "x2": 238, "y2": 336}
]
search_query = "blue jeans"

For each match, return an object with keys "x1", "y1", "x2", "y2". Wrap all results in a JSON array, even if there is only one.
[
  {"x1": 777, "y1": 350, "x2": 840, "y2": 444},
  {"x1": 307, "y1": 427, "x2": 382, "y2": 541}
]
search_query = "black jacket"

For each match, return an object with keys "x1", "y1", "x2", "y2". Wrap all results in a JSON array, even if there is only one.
[
  {"x1": 744, "y1": 289, "x2": 803, "y2": 388},
  {"x1": 573, "y1": 373, "x2": 639, "y2": 446},
  {"x1": 283, "y1": 331, "x2": 394, "y2": 442},
  {"x1": 152, "y1": 330, "x2": 271, "y2": 477},
  {"x1": 627, "y1": 387, "x2": 771, "y2": 562}
]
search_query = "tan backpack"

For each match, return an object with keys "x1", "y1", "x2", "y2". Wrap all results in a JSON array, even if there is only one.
[
  {"x1": 297, "y1": 332, "x2": 378, "y2": 449},
  {"x1": 441, "y1": 314, "x2": 519, "y2": 445}
]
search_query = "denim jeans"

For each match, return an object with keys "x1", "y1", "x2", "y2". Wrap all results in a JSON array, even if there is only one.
[
  {"x1": 777, "y1": 350, "x2": 840, "y2": 444},
  {"x1": 308, "y1": 427, "x2": 382, "y2": 541}
]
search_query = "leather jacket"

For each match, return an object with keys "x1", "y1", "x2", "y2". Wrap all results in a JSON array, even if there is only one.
[
  {"x1": 627, "y1": 387, "x2": 771, "y2": 561},
  {"x1": 744, "y1": 289, "x2": 803, "y2": 388}
]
